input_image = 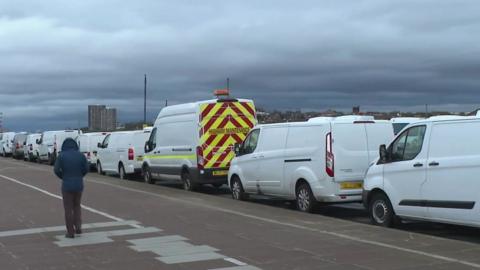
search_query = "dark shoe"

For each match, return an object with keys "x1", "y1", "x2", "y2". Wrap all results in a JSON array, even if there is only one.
[
  {"x1": 75, "y1": 229, "x2": 82, "y2": 235},
  {"x1": 65, "y1": 234, "x2": 75, "y2": 239}
]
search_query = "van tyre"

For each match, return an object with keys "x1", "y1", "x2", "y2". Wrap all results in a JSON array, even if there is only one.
[
  {"x1": 143, "y1": 166, "x2": 155, "y2": 184},
  {"x1": 369, "y1": 193, "x2": 397, "y2": 227},
  {"x1": 182, "y1": 171, "x2": 197, "y2": 191},
  {"x1": 118, "y1": 164, "x2": 127, "y2": 180},
  {"x1": 231, "y1": 176, "x2": 247, "y2": 201},
  {"x1": 97, "y1": 161, "x2": 105, "y2": 175},
  {"x1": 296, "y1": 182, "x2": 317, "y2": 213}
]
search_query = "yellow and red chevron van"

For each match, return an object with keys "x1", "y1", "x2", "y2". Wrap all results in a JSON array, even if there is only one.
[{"x1": 142, "y1": 92, "x2": 257, "y2": 190}]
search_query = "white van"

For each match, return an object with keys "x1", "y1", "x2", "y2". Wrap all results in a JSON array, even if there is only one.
[
  {"x1": 390, "y1": 117, "x2": 423, "y2": 135},
  {"x1": 142, "y1": 97, "x2": 256, "y2": 190},
  {"x1": 37, "y1": 130, "x2": 82, "y2": 164},
  {"x1": 96, "y1": 129, "x2": 151, "y2": 179},
  {"x1": 363, "y1": 116, "x2": 480, "y2": 228},
  {"x1": 24, "y1": 133, "x2": 41, "y2": 161},
  {"x1": 1, "y1": 132, "x2": 16, "y2": 157},
  {"x1": 228, "y1": 115, "x2": 394, "y2": 212},
  {"x1": 77, "y1": 132, "x2": 108, "y2": 170}
]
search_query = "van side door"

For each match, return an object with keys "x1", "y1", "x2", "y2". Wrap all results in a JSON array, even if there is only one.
[
  {"x1": 236, "y1": 129, "x2": 261, "y2": 193},
  {"x1": 255, "y1": 126, "x2": 288, "y2": 195},
  {"x1": 382, "y1": 125, "x2": 428, "y2": 219},
  {"x1": 423, "y1": 121, "x2": 480, "y2": 224}
]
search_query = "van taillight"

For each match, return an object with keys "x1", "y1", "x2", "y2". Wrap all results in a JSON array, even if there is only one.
[
  {"x1": 326, "y1": 132, "x2": 334, "y2": 177},
  {"x1": 87, "y1": 152, "x2": 91, "y2": 158},
  {"x1": 16, "y1": 143, "x2": 19, "y2": 149},
  {"x1": 196, "y1": 146, "x2": 204, "y2": 170},
  {"x1": 128, "y1": 148, "x2": 134, "y2": 160},
  {"x1": 30, "y1": 144, "x2": 33, "y2": 151}
]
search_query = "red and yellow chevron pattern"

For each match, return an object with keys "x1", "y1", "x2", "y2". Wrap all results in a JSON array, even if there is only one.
[{"x1": 199, "y1": 101, "x2": 256, "y2": 169}]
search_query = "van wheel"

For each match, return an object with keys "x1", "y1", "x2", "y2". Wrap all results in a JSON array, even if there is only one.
[
  {"x1": 296, "y1": 183, "x2": 317, "y2": 213},
  {"x1": 97, "y1": 162, "x2": 105, "y2": 175},
  {"x1": 231, "y1": 176, "x2": 247, "y2": 201},
  {"x1": 119, "y1": 164, "x2": 127, "y2": 180},
  {"x1": 143, "y1": 166, "x2": 155, "y2": 184},
  {"x1": 369, "y1": 193, "x2": 396, "y2": 227},
  {"x1": 182, "y1": 171, "x2": 197, "y2": 191}
]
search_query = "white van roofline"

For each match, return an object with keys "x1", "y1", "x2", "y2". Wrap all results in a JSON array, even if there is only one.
[
  {"x1": 156, "y1": 98, "x2": 254, "y2": 119},
  {"x1": 390, "y1": 117, "x2": 423, "y2": 123},
  {"x1": 411, "y1": 115, "x2": 479, "y2": 124}
]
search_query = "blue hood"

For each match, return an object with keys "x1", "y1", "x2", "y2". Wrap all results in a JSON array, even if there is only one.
[{"x1": 62, "y1": 138, "x2": 79, "y2": 151}]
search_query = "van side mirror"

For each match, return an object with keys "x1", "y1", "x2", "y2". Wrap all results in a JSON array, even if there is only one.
[
  {"x1": 144, "y1": 141, "x2": 151, "y2": 153},
  {"x1": 379, "y1": 144, "x2": 388, "y2": 163},
  {"x1": 234, "y1": 143, "x2": 242, "y2": 156},
  {"x1": 97, "y1": 142, "x2": 103, "y2": 148},
  {"x1": 36, "y1": 139, "x2": 40, "y2": 144}
]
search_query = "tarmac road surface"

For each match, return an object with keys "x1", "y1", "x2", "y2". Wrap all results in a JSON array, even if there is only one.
[{"x1": 1, "y1": 157, "x2": 480, "y2": 270}]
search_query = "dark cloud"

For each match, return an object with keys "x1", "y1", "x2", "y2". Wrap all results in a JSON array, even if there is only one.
[{"x1": 1, "y1": 0, "x2": 480, "y2": 131}]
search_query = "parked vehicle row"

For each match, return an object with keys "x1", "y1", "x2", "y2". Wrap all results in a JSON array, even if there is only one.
[
  {"x1": 2, "y1": 94, "x2": 479, "y2": 230},
  {"x1": 0, "y1": 130, "x2": 81, "y2": 163}
]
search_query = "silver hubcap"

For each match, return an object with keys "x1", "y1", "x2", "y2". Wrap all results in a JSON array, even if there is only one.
[
  {"x1": 97, "y1": 164, "x2": 101, "y2": 173},
  {"x1": 232, "y1": 181, "x2": 241, "y2": 199},
  {"x1": 297, "y1": 188, "x2": 310, "y2": 211},
  {"x1": 120, "y1": 167, "x2": 124, "y2": 179},
  {"x1": 372, "y1": 200, "x2": 388, "y2": 224}
]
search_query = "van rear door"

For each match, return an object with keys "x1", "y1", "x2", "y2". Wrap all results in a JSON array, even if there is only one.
[
  {"x1": 199, "y1": 101, "x2": 256, "y2": 174},
  {"x1": 331, "y1": 123, "x2": 369, "y2": 183}
]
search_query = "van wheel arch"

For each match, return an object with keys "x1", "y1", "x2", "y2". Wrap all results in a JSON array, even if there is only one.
[
  {"x1": 181, "y1": 167, "x2": 197, "y2": 191},
  {"x1": 295, "y1": 179, "x2": 317, "y2": 213},
  {"x1": 368, "y1": 189, "x2": 400, "y2": 227}
]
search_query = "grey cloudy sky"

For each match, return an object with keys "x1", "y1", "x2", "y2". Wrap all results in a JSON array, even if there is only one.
[{"x1": 1, "y1": 0, "x2": 479, "y2": 131}]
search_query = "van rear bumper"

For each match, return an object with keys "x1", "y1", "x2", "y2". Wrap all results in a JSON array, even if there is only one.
[
  {"x1": 191, "y1": 168, "x2": 228, "y2": 185},
  {"x1": 314, "y1": 194, "x2": 362, "y2": 203}
]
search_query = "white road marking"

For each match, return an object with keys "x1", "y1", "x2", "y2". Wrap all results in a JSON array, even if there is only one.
[
  {"x1": 54, "y1": 227, "x2": 161, "y2": 247},
  {"x1": 0, "y1": 174, "x2": 141, "y2": 229},
  {"x1": 86, "y1": 178, "x2": 480, "y2": 269},
  {"x1": 0, "y1": 220, "x2": 140, "y2": 238},
  {"x1": 223, "y1": 258, "x2": 247, "y2": 266}
]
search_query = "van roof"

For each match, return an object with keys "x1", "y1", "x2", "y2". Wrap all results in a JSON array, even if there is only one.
[
  {"x1": 390, "y1": 117, "x2": 423, "y2": 123},
  {"x1": 412, "y1": 115, "x2": 479, "y2": 124},
  {"x1": 157, "y1": 98, "x2": 254, "y2": 119}
]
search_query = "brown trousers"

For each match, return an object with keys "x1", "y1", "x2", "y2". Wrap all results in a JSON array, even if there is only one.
[{"x1": 62, "y1": 191, "x2": 82, "y2": 235}]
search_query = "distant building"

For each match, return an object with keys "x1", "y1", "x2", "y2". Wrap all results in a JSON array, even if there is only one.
[
  {"x1": 104, "y1": 107, "x2": 117, "y2": 131},
  {"x1": 88, "y1": 105, "x2": 117, "y2": 131},
  {"x1": 352, "y1": 106, "x2": 360, "y2": 115}
]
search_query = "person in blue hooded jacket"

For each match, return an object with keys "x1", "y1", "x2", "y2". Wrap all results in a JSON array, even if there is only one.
[{"x1": 54, "y1": 138, "x2": 89, "y2": 238}]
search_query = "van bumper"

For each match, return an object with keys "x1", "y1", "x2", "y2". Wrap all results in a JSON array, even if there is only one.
[
  {"x1": 191, "y1": 168, "x2": 228, "y2": 185},
  {"x1": 315, "y1": 194, "x2": 362, "y2": 203}
]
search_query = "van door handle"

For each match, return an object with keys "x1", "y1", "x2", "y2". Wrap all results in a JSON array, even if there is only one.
[
  {"x1": 413, "y1": 163, "x2": 423, "y2": 167},
  {"x1": 429, "y1": 161, "x2": 440, "y2": 166}
]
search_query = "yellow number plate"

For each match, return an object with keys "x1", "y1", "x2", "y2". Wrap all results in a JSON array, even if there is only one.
[
  {"x1": 212, "y1": 170, "x2": 228, "y2": 176},
  {"x1": 340, "y1": 182, "x2": 363, "y2": 189}
]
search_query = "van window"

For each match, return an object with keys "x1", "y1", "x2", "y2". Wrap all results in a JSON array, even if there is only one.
[
  {"x1": 429, "y1": 121, "x2": 480, "y2": 158},
  {"x1": 148, "y1": 128, "x2": 157, "y2": 149},
  {"x1": 390, "y1": 125, "x2": 426, "y2": 161},
  {"x1": 257, "y1": 127, "x2": 288, "y2": 151},
  {"x1": 102, "y1": 134, "x2": 111, "y2": 148},
  {"x1": 243, "y1": 129, "x2": 260, "y2": 154}
]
